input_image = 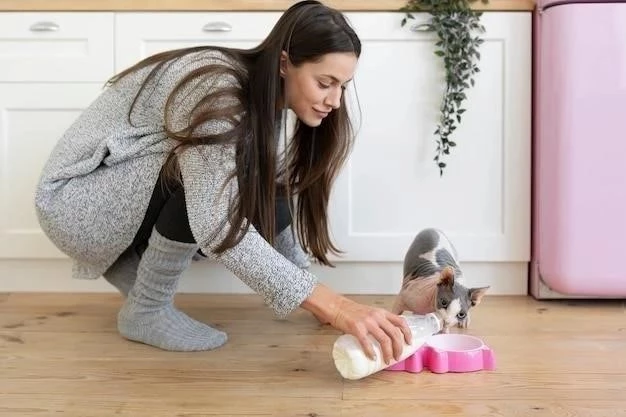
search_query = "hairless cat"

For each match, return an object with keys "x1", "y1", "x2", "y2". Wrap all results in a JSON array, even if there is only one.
[{"x1": 392, "y1": 228, "x2": 489, "y2": 331}]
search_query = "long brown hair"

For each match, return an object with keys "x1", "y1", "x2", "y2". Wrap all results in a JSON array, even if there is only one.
[{"x1": 107, "y1": 0, "x2": 361, "y2": 266}]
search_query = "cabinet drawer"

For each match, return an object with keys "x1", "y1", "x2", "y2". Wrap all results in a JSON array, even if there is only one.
[
  {"x1": 344, "y1": 12, "x2": 435, "y2": 40},
  {"x1": 0, "y1": 12, "x2": 114, "y2": 82},
  {"x1": 115, "y1": 12, "x2": 281, "y2": 71}
]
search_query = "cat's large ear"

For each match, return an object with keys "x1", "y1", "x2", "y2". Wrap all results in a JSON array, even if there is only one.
[
  {"x1": 437, "y1": 266, "x2": 455, "y2": 288},
  {"x1": 469, "y1": 286, "x2": 490, "y2": 306}
]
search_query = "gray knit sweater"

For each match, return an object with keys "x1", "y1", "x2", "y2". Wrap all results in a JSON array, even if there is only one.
[{"x1": 34, "y1": 50, "x2": 318, "y2": 318}]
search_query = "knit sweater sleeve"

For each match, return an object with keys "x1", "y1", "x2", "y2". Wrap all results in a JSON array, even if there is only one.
[{"x1": 178, "y1": 144, "x2": 318, "y2": 319}]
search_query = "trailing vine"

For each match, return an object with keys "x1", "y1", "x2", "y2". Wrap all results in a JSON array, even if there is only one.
[{"x1": 400, "y1": 0, "x2": 488, "y2": 176}]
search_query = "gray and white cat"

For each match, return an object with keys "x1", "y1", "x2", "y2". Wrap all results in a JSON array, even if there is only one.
[{"x1": 391, "y1": 228, "x2": 489, "y2": 331}]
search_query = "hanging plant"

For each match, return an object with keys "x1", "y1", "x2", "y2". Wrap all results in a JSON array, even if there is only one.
[{"x1": 400, "y1": 0, "x2": 488, "y2": 176}]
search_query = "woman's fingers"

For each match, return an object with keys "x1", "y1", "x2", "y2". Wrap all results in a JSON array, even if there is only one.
[
  {"x1": 366, "y1": 309, "x2": 410, "y2": 363},
  {"x1": 386, "y1": 311, "x2": 413, "y2": 344},
  {"x1": 329, "y1": 299, "x2": 415, "y2": 364},
  {"x1": 377, "y1": 318, "x2": 409, "y2": 362},
  {"x1": 353, "y1": 324, "x2": 376, "y2": 361},
  {"x1": 367, "y1": 324, "x2": 394, "y2": 363}
]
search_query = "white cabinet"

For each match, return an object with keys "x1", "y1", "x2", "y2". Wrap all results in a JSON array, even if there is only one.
[
  {"x1": 329, "y1": 12, "x2": 531, "y2": 262},
  {"x1": 0, "y1": 12, "x2": 113, "y2": 259},
  {"x1": 114, "y1": 12, "x2": 282, "y2": 70},
  {"x1": 0, "y1": 11, "x2": 531, "y2": 268},
  {"x1": 0, "y1": 12, "x2": 114, "y2": 82},
  {"x1": 0, "y1": 83, "x2": 104, "y2": 258},
  {"x1": 113, "y1": 11, "x2": 531, "y2": 265}
]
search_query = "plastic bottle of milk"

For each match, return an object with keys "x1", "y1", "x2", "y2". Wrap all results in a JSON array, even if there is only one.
[{"x1": 332, "y1": 312, "x2": 443, "y2": 380}]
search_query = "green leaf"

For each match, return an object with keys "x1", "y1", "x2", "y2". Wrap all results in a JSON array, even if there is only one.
[{"x1": 399, "y1": 0, "x2": 485, "y2": 176}]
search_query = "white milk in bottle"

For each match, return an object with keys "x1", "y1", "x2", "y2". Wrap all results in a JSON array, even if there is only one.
[{"x1": 332, "y1": 312, "x2": 443, "y2": 380}]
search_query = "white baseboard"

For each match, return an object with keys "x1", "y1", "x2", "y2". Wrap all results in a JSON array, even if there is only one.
[{"x1": 0, "y1": 259, "x2": 528, "y2": 295}]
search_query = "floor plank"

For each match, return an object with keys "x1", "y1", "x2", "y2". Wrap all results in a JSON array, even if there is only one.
[{"x1": 340, "y1": 400, "x2": 626, "y2": 417}]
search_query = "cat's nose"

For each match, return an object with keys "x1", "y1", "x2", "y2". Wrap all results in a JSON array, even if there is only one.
[{"x1": 457, "y1": 311, "x2": 466, "y2": 319}]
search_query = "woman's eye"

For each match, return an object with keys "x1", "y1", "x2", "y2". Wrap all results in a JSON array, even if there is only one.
[{"x1": 318, "y1": 82, "x2": 331, "y2": 89}]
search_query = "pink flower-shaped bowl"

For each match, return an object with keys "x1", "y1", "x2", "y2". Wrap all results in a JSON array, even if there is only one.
[{"x1": 386, "y1": 333, "x2": 496, "y2": 374}]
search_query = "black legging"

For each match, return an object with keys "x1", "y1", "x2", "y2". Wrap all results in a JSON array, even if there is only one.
[{"x1": 130, "y1": 167, "x2": 292, "y2": 254}]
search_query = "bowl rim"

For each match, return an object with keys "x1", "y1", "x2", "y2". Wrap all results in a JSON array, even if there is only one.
[{"x1": 425, "y1": 333, "x2": 486, "y2": 353}]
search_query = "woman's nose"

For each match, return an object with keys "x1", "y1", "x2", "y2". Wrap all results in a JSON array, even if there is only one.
[{"x1": 324, "y1": 87, "x2": 342, "y2": 109}]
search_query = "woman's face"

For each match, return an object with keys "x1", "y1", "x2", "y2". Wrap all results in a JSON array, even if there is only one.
[{"x1": 281, "y1": 51, "x2": 357, "y2": 127}]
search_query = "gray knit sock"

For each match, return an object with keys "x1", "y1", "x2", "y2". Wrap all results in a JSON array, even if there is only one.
[
  {"x1": 117, "y1": 229, "x2": 227, "y2": 351},
  {"x1": 275, "y1": 227, "x2": 311, "y2": 269},
  {"x1": 103, "y1": 247, "x2": 140, "y2": 297}
]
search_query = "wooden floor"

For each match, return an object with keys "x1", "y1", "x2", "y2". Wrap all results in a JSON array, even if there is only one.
[{"x1": 1, "y1": 292, "x2": 625, "y2": 417}]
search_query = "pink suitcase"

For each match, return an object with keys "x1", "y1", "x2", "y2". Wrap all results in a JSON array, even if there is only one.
[{"x1": 530, "y1": 0, "x2": 626, "y2": 298}]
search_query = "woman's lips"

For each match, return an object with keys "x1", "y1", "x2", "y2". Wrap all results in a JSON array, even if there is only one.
[{"x1": 314, "y1": 109, "x2": 329, "y2": 118}]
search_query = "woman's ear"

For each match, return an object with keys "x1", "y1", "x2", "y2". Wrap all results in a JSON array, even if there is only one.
[{"x1": 280, "y1": 50, "x2": 288, "y2": 77}]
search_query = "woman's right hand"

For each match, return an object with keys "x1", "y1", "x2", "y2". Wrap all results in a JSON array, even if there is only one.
[
  {"x1": 302, "y1": 284, "x2": 412, "y2": 364},
  {"x1": 331, "y1": 297, "x2": 412, "y2": 364}
]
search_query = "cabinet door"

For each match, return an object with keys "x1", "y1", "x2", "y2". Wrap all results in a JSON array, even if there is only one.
[
  {"x1": 328, "y1": 12, "x2": 531, "y2": 262},
  {"x1": 115, "y1": 12, "x2": 281, "y2": 71},
  {"x1": 0, "y1": 83, "x2": 103, "y2": 258},
  {"x1": 0, "y1": 12, "x2": 114, "y2": 82}
]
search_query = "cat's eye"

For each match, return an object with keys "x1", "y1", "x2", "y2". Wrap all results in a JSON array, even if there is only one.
[{"x1": 440, "y1": 299, "x2": 448, "y2": 307}]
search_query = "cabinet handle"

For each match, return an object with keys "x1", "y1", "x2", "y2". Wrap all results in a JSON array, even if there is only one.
[
  {"x1": 29, "y1": 21, "x2": 60, "y2": 32},
  {"x1": 202, "y1": 22, "x2": 232, "y2": 33},
  {"x1": 410, "y1": 23, "x2": 433, "y2": 32}
]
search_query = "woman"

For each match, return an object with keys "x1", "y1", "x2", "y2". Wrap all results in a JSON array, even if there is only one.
[{"x1": 34, "y1": 0, "x2": 411, "y2": 365}]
